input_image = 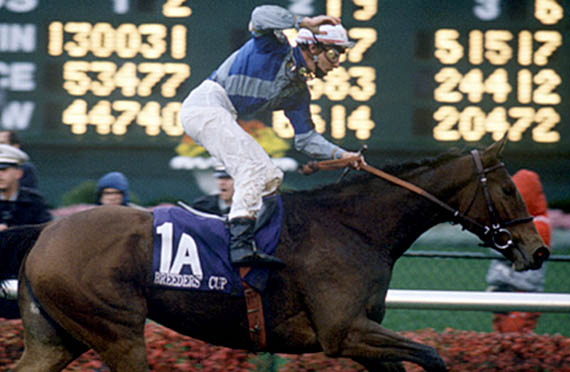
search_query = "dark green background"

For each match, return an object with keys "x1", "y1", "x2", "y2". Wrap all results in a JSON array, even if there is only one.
[{"x1": 1, "y1": 0, "x2": 568, "y2": 206}]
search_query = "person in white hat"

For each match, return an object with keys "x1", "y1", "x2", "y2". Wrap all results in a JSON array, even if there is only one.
[
  {"x1": 0, "y1": 130, "x2": 39, "y2": 190},
  {"x1": 0, "y1": 144, "x2": 51, "y2": 229},
  {"x1": 0, "y1": 144, "x2": 52, "y2": 319},
  {"x1": 191, "y1": 165, "x2": 235, "y2": 217},
  {"x1": 179, "y1": 5, "x2": 364, "y2": 269}
]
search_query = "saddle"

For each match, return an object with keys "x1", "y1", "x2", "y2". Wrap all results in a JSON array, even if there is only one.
[
  {"x1": 151, "y1": 195, "x2": 282, "y2": 349},
  {"x1": 151, "y1": 194, "x2": 282, "y2": 295}
]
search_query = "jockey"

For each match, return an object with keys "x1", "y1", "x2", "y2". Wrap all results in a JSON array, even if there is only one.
[{"x1": 180, "y1": 5, "x2": 363, "y2": 269}]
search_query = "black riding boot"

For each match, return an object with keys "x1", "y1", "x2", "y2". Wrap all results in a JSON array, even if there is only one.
[{"x1": 229, "y1": 217, "x2": 285, "y2": 269}]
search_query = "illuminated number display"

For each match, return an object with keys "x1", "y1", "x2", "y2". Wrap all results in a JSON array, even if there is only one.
[
  {"x1": 51, "y1": 18, "x2": 189, "y2": 137},
  {"x1": 2, "y1": 0, "x2": 568, "y2": 153},
  {"x1": 2, "y1": 0, "x2": 193, "y2": 142},
  {"x1": 432, "y1": 0, "x2": 566, "y2": 145}
]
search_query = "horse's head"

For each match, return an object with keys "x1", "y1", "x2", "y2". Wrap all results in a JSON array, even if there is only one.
[{"x1": 455, "y1": 137, "x2": 550, "y2": 271}]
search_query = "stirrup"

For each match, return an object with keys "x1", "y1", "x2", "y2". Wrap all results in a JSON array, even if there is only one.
[
  {"x1": 229, "y1": 217, "x2": 285, "y2": 269},
  {"x1": 230, "y1": 248, "x2": 285, "y2": 269}
]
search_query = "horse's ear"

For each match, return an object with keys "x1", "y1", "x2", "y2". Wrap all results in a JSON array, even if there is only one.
[{"x1": 483, "y1": 136, "x2": 507, "y2": 160}]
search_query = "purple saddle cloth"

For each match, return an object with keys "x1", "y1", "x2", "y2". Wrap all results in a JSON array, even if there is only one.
[{"x1": 151, "y1": 195, "x2": 282, "y2": 296}]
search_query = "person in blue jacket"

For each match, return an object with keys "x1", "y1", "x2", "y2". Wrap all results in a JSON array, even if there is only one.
[
  {"x1": 96, "y1": 171, "x2": 136, "y2": 207},
  {"x1": 179, "y1": 5, "x2": 363, "y2": 269}
]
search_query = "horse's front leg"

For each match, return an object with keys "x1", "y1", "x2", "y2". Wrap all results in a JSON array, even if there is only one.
[{"x1": 336, "y1": 317, "x2": 447, "y2": 372}]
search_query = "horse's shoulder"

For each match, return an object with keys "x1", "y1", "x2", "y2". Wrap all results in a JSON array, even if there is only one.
[
  {"x1": 61, "y1": 205, "x2": 153, "y2": 231},
  {"x1": 103, "y1": 205, "x2": 153, "y2": 225},
  {"x1": 91, "y1": 205, "x2": 150, "y2": 216}
]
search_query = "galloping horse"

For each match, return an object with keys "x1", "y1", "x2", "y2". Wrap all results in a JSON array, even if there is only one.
[{"x1": 5, "y1": 139, "x2": 548, "y2": 372}]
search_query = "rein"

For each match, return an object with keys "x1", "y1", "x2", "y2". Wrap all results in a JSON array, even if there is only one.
[{"x1": 300, "y1": 151, "x2": 533, "y2": 251}]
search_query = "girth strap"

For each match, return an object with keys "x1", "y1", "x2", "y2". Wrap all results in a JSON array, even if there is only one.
[{"x1": 239, "y1": 267, "x2": 267, "y2": 350}]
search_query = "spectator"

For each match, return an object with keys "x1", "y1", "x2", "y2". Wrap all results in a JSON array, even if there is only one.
[
  {"x1": 96, "y1": 171, "x2": 144, "y2": 209},
  {"x1": 0, "y1": 144, "x2": 52, "y2": 230},
  {"x1": 486, "y1": 169, "x2": 551, "y2": 333},
  {"x1": 0, "y1": 130, "x2": 39, "y2": 190},
  {"x1": 0, "y1": 144, "x2": 52, "y2": 318},
  {"x1": 191, "y1": 166, "x2": 234, "y2": 217}
]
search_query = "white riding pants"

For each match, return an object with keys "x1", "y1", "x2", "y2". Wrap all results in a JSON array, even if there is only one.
[{"x1": 180, "y1": 80, "x2": 283, "y2": 220}]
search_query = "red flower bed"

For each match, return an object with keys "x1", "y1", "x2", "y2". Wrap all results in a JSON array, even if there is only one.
[{"x1": 1, "y1": 319, "x2": 568, "y2": 371}]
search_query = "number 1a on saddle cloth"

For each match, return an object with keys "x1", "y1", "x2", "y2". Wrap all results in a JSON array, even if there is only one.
[{"x1": 151, "y1": 195, "x2": 283, "y2": 295}]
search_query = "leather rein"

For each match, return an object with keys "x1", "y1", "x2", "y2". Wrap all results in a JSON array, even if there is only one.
[{"x1": 299, "y1": 150, "x2": 533, "y2": 251}]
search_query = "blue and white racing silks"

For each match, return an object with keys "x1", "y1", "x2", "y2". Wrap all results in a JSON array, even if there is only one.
[{"x1": 209, "y1": 5, "x2": 344, "y2": 160}]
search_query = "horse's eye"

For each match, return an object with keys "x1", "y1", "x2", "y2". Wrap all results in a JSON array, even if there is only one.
[{"x1": 503, "y1": 185, "x2": 516, "y2": 196}]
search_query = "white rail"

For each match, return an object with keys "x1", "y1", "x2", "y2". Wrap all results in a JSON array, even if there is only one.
[
  {"x1": 4, "y1": 281, "x2": 570, "y2": 313},
  {"x1": 386, "y1": 290, "x2": 570, "y2": 313},
  {"x1": 0, "y1": 279, "x2": 18, "y2": 300}
]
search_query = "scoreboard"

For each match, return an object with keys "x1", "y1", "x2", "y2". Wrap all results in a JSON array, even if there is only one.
[
  {"x1": 0, "y1": 0, "x2": 568, "y2": 204},
  {"x1": 1, "y1": 0, "x2": 196, "y2": 145},
  {"x1": 425, "y1": 0, "x2": 567, "y2": 152},
  {"x1": 2, "y1": 0, "x2": 568, "y2": 151}
]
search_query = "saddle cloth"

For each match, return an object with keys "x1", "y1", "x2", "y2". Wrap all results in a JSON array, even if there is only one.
[{"x1": 151, "y1": 195, "x2": 282, "y2": 296}]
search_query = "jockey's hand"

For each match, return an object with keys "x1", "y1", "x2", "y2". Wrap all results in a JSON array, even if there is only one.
[
  {"x1": 299, "y1": 15, "x2": 340, "y2": 34},
  {"x1": 340, "y1": 151, "x2": 366, "y2": 170}
]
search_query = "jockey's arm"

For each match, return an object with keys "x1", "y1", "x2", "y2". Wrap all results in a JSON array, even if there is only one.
[
  {"x1": 294, "y1": 131, "x2": 364, "y2": 169},
  {"x1": 287, "y1": 100, "x2": 363, "y2": 165},
  {"x1": 294, "y1": 130, "x2": 346, "y2": 160},
  {"x1": 249, "y1": 5, "x2": 339, "y2": 35},
  {"x1": 286, "y1": 100, "x2": 345, "y2": 160}
]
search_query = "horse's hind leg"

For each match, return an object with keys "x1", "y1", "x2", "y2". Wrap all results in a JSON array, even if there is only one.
[
  {"x1": 92, "y1": 332, "x2": 148, "y2": 372},
  {"x1": 50, "y1": 287, "x2": 150, "y2": 371},
  {"x1": 17, "y1": 289, "x2": 149, "y2": 372},
  {"x1": 15, "y1": 286, "x2": 89, "y2": 372},
  {"x1": 332, "y1": 317, "x2": 447, "y2": 372}
]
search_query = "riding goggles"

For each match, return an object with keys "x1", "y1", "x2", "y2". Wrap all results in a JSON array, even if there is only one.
[
  {"x1": 308, "y1": 30, "x2": 347, "y2": 64},
  {"x1": 323, "y1": 46, "x2": 346, "y2": 64}
]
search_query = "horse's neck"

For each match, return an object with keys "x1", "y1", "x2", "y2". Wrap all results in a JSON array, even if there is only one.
[{"x1": 347, "y1": 158, "x2": 474, "y2": 259}]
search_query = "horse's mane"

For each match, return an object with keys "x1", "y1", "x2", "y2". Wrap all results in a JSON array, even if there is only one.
[
  {"x1": 285, "y1": 147, "x2": 469, "y2": 199},
  {"x1": 279, "y1": 148, "x2": 470, "y2": 234}
]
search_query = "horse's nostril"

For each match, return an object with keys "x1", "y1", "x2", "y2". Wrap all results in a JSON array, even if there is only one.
[{"x1": 532, "y1": 247, "x2": 550, "y2": 269}]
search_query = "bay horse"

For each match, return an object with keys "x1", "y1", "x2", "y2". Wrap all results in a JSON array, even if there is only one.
[{"x1": 6, "y1": 138, "x2": 548, "y2": 372}]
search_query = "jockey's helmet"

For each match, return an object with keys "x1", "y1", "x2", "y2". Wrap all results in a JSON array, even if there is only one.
[{"x1": 296, "y1": 24, "x2": 355, "y2": 49}]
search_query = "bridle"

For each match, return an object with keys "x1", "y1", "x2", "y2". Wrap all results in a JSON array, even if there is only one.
[
  {"x1": 300, "y1": 149, "x2": 534, "y2": 252},
  {"x1": 457, "y1": 150, "x2": 533, "y2": 250}
]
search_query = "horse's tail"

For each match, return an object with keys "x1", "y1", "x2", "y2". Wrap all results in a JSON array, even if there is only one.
[{"x1": 0, "y1": 223, "x2": 48, "y2": 280}]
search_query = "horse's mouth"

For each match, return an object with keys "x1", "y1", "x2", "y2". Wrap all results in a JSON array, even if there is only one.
[
  {"x1": 511, "y1": 245, "x2": 549, "y2": 271},
  {"x1": 530, "y1": 246, "x2": 550, "y2": 270},
  {"x1": 512, "y1": 256, "x2": 528, "y2": 272}
]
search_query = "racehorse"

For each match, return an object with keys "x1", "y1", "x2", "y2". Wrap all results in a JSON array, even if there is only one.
[{"x1": 4, "y1": 138, "x2": 549, "y2": 372}]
